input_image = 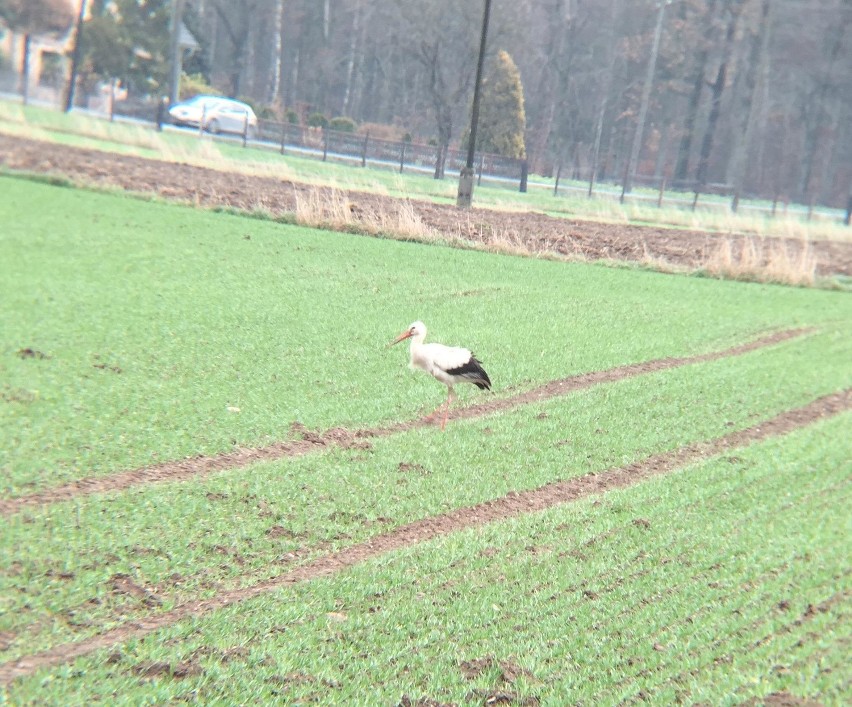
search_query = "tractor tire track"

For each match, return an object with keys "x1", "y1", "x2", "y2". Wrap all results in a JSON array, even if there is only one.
[
  {"x1": 0, "y1": 387, "x2": 848, "y2": 685},
  {"x1": 0, "y1": 327, "x2": 811, "y2": 516}
]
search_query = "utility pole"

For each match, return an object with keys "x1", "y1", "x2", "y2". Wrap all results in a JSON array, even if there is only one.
[
  {"x1": 457, "y1": 0, "x2": 492, "y2": 208},
  {"x1": 621, "y1": 0, "x2": 668, "y2": 201},
  {"x1": 64, "y1": 0, "x2": 88, "y2": 112}
]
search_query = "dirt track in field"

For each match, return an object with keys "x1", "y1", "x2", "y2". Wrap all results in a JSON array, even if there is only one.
[
  {"x1": 0, "y1": 327, "x2": 812, "y2": 516},
  {"x1": 2, "y1": 133, "x2": 851, "y2": 277},
  {"x1": 1, "y1": 388, "x2": 848, "y2": 685}
]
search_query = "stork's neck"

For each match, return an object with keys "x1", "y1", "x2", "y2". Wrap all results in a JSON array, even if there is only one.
[{"x1": 409, "y1": 331, "x2": 427, "y2": 350}]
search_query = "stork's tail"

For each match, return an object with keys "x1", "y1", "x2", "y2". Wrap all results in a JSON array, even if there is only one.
[{"x1": 456, "y1": 354, "x2": 491, "y2": 390}]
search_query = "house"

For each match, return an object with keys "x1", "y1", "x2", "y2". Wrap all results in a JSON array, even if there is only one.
[{"x1": 0, "y1": 0, "x2": 82, "y2": 103}]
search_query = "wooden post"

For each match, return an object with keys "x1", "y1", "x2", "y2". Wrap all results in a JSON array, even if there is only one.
[
  {"x1": 399, "y1": 143, "x2": 406, "y2": 173},
  {"x1": 322, "y1": 129, "x2": 329, "y2": 161},
  {"x1": 242, "y1": 113, "x2": 248, "y2": 147},
  {"x1": 361, "y1": 133, "x2": 369, "y2": 167},
  {"x1": 554, "y1": 162, "x2": 562, "y2": 197},
  {"x1": 280, "y1": 122, "x2": 286, "y2": 155},
  {"x1": 519, "y1": 160, "x2": 528, "y2": 193},
  {"x1": 692, "y1": 189, "x2": 700, "y2": 212},
  {"x1": 156, "y1": 97, "x2": 166, "y2": 132},
  {"x1": 477, "y1": 154, "x2": 484, "y2": 186},
  {"x1": 657, "y1": 178, "x2": 666, "y2": 208}
]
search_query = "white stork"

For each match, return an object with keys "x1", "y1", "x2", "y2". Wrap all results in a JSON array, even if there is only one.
[{"x1": 390, "y1": 321, "x2": 491, "y2": 429}]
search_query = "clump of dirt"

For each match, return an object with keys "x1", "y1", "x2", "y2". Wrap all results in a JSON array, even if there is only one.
[
  {"x1": 16, "y1": 348, "x2": 49, "y2": 359},
  {"x1": 460, "y1": 657, "x2": 537, "y2": 684},
  {"x1": 132, "y1": 660, "x2": 202, "y2": 679},
  {"x1": 466, "y1": 689, "x2": 540, "y2": 706},
  {"x1": 398, "y1": 462, "x2": 430, "y2": 475},
  {"x1": 266, "y1": 525, "x2": 300, "y2": 539},
  {"x1": 397, "y1": 697, "x2": 457, "y2": 707},
  {"x1": 109, "y1": 573, "x2": 162, "y2": 607},
  {"x1": 742, "y1": 692, "x2": 823, "y2": 706}
]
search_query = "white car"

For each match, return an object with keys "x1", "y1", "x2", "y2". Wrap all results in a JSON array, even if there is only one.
[{"x1": 169, "y1": 95, "x2": 258, "y2": 136}]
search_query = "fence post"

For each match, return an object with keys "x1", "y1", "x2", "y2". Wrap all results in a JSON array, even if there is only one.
[
  {"x1": 399, "y1": 143, "x2": 406, "y2": 173},
  {"x1": 519, "y1": 160, "x2": 528, "y2": 193},
  {"x1": 845, "y1": 191, "x2": 851, "y2": 226},
  {"x1": 553, "y1": 162, "x2": 562, "y2": 197},
  {"x1": 361, "y1": 133, "x2": 369, "y2": 167},
  {"x1": 477, "y1": 154, "x2": 484, "y2": 186},
  {"x1": 242, "y1": 113, "x2": 248, "y2": 147},
  {"x1": 322, "y1": 129, "x2": 329, "y2": 161},
  {"x1": 657, "y1": 178, "x2": 666, "y2": 208},
  {"x1": 109, "y1": 80, "x2": 116, "y2": 122},
  {"x1": 156, "y1": 96, "x2": 167, "y2": 131},
  {"x1": 280, "y1": 123, "x2": 286, "y2": 155},
  {"x1": 691, "y1": 189, "x2": 700, "y2": 211}
]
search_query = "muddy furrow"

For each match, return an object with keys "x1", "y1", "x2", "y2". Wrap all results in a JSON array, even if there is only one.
[
  {"x1": 0, "y1": 328, "x2": 811, "y2": 516},
  {"x1": 1, "y1": 388, "x2": 848, "y2": 685}
]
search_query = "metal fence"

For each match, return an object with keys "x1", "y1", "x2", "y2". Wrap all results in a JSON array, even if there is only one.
[{"x1": 254, "y1": 118, "x2": 527, "y2": 187}]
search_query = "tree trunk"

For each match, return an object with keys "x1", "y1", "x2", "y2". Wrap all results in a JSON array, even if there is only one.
[
  {"x1": 267, "y1": 0, "x2": 284, "y2": 105},
  {"x1": 695, "y1": 2, "x2": 742, "y2": 189},
  {"x1": 341, "y1": 1, "x2": 363, "y2": 116},
  {"x1": 673, "y1": 0, "x2": 718, "y2": 185},
  {"x1": 730, "y1": 0, "x2": 771, "y2": 211},
  {"x1": 21, "y1": 33, "x2": 31, "y2": 105},
  {"x1": 622, "y1": 0, "x2": 666, "y2": 198},
  {"x1": 323, "y1": 0, "x2": 330, "y2": 41},
  {"x1": 796, "y1": 13, "x2": 849, "y2": 202}
]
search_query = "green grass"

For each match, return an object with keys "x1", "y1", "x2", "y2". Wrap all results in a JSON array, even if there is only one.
[
  {"x1": 2, "y1": 98, "x2": 849, "y2": 243},
  {"x1": 5, "y1": 414, "x2": 849, "y2": 704},
  {"x1": 2, "y1": 170, "x2": 850, "y2": 702},
  {"x1": 3, "y1": 176, "x2": 851, "y2": 498},
  {"x1": 2, "y1": 327, "x2": 849, "y2": 661}
]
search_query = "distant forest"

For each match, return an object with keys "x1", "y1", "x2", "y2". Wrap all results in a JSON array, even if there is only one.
[{"x1": 7, "y1": 0, "x2": 851, "y2": 206}]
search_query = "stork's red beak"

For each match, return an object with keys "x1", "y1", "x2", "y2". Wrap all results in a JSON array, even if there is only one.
[{"x1": 390, "y1": 329, "x2": 412, "y2": 346}]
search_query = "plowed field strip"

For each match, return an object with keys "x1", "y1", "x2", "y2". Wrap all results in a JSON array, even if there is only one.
[
  {"x1": 1, "y1": 388, "x2": 847, "y2": 685},
  {"x1": 0, "y1": 328, "x2": 810, "y2": 516}
]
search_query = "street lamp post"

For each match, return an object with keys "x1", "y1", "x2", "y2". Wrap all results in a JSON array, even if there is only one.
[{"x1": 457, "y1": 0, "x2": 492, "y2": 208}]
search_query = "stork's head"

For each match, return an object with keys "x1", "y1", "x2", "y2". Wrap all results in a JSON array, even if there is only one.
[{"x1": 391, "y1": 320, "x2": 426, "y2": 346}]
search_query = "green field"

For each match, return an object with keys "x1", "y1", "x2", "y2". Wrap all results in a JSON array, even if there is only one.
[{"x1": 1, "y1": 175, "x2": 850, "y2": 703}]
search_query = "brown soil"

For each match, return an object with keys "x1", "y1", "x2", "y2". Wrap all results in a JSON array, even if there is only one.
[
  {"x1": 0, "y1": 327, "x2": 811, "y2": 516},
  {"x1": 0, "y1": 388, "x2": 848, "y2": 685},
  {"x1": 1, "y1": 134, "x2": 851, "y2": 277}
]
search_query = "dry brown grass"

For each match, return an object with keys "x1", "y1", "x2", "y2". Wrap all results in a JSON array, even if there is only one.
[
  {"x1": 291, "y1": 186, "x2": 434, "y2": 242},
  {"x1": 702, "y1": 235, "x2": 817, "y2": 286}
]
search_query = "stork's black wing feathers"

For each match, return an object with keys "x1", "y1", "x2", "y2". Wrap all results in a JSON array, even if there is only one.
[{"x1": 446, "y1": 354, "x2": 491, "y2": 390}]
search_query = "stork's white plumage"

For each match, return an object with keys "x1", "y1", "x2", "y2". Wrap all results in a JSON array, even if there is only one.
[{"x1": 391, "y1": 321, "x2": 491, "y2": 429}]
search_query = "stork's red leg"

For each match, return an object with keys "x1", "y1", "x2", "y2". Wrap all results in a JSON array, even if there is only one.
[{"x1": 440, "y1": 388, "x2": 455, "y2": 431}]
